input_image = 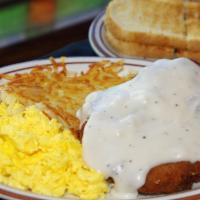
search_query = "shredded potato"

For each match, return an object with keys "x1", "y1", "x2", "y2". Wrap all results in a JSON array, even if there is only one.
[{"x1": 0, "y1": 58, "x2": 135, "y2": 138}]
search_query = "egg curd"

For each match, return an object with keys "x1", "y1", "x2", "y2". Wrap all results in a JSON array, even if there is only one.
[{"x1": 0, "y1": 93, "x2": 108, "y2": 200}]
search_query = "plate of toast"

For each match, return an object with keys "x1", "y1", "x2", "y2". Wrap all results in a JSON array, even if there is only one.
[{"x1": 89, "y1": 0, "x2": 200, "y2": 62}]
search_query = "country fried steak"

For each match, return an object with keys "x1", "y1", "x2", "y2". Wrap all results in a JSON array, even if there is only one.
[{"x1": 139, "y1": 161, "x2": 200, "y2": 195}]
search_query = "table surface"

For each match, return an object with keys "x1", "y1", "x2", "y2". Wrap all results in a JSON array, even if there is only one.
[
  {"x1": 0, "y1": 19, "x2": 95, "y2": 67},
  {"x1": 0, "y1": 0, "x2": 107, "y2": 67},
  {"x1": 44, "y1": 39, "x2": 96, "y2": 58}
]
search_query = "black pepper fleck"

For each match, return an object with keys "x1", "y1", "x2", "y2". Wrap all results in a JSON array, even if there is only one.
[
  {"x1": 185, "y1": 129, "x2": 190, "y2": 132},
  {"x1": 173, "y1": 93, "x2": 177, "y2": 96},
  {"x1": 114, "y1": 172, "x2": 119, "y2": 176},
  {"x1": 175, "y1": 104, "x2": 179, "y2": 107},
  {"x1": 154, "y1": 101, "x2": 158, "y2": 104},
  {"x1": 106, "y1": 164, "x2": 110, "y2": 168},
  {"x1": 142, "y1": 136, "x2": 146, "y2": 139},
  {"x1": 129, "y1": 160, "x2": 132, "y2": 163}
]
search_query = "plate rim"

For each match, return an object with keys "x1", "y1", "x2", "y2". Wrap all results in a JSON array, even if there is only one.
[
  {"x1": 89, "y1": 11, "x2": 120, "y2": 58},
  {"x1": 88, "y1": 12, "x2": 157, "y2": 61},
  {"x1": 0, "y1": 57, "x2": 200, "y2": 200},
  {"x1": 0, "y1": 57, "x2": 151, "y2": 74}
]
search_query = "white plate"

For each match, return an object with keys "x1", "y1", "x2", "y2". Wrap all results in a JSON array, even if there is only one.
[
  {"x1": 0, "y1": 57, "x2": 200, "y2": 200},
  {"x1": 89, "y1": 12, "x2": 154, "y2": 61}
]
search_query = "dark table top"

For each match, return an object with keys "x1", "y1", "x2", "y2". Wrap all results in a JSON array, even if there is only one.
[
  {"x1": 44, "y1": 39, "x2": 96, "y2": 58},
  {"x1": 0, "y1": 0, "x2": 107, "y2": 67},
  {"x1": 0, "y1": 19, "x2": 94, "y2": 67}
]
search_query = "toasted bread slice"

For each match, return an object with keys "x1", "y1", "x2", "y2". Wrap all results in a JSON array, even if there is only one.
[
  {"x1": 105, "y1": 0, "x2": 186, "y2": 49},
  {"x1": 185, "y1": 1, "x2": 200, "y2": 19},
  {"x1": 185, "y1": 1, "x2": 200, "y2": 51},
  {"x1": 186, "y1": 18, "x2": 200, "y2": 51},
  {"x1": 105, "y1": 26, "x2": 200, "y2": 63},
  {"x1": 105, "y1": 27, "x2": 174, "y2": 59}
]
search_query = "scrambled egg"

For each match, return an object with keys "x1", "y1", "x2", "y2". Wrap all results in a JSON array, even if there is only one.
[{"x1": 0, "y1": 94, "x2": 108, "y2": 200}]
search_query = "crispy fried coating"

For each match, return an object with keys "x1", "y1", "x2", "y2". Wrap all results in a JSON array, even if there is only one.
[
  {"x1": 138, "y1": 161, "x2": 200, "y2": 195},
  {"x1": 80, "y1": 120, "x2": 200, "y2": 195}
]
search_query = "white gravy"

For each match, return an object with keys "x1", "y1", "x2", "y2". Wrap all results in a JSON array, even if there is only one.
[{"x1": 77, "y1": 58, "x2": 200, "y2": 199}]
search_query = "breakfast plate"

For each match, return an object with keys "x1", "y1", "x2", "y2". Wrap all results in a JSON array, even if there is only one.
[
  {"x1": 0, "y1": 57, "x2": 200, "y2": 200},
  {"x1": 89, "y1": 12, "x2": 154, "y2": 61},
  {"x1": 89, "y1": 12, "x2": 115, "y2": 57}
]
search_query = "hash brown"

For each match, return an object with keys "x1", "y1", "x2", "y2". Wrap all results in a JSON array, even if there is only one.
[{"x1": 0, "y1": 58, "x2": 135, "y2": 138}]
